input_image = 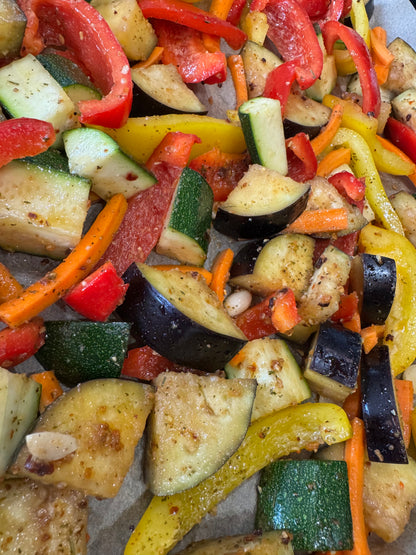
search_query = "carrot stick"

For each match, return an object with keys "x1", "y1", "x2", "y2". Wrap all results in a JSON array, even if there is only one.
[
  {"x1": 343, "y1": 383, "x2": 362, "y2": 420},
  {"x1": 228, "y1": 54, "x2": 248, "y2": 110},
  {"x1": 31, "y1": 370, "x2": 63, "y2": 412},
  {"x1": 316, "y1": 147, "x2": 351, "y2": 177},
  {"x1": 343, "y1": 310, "x2": 361, "y2": 334},
  {"x1": 0, "y1": 194, "x2": 127, "y2": 328},
  {"x1": 131, "y1": 46, "x2": 164, "y2": 70},
  {"x1": 340, "y1": 417, "x2": 371, "y2": 555},
  {"x1": 376, "y1": 134, "x2": 416, "y2": 186},
  {"x1": 395, "y1": 378, "x2": 414, "y2": 449},
  {"x1": 210, "y1": 247, "x2": 234, "y2": 302},
  {"x1": 0, "y1": 262, "x2": 23, "y2": 303},
  {"x1": 203, "y1": 0, "x2": 235, "y2": 52},
  {"x1": 311, "y1": 103, "x2": 344, "y2": 156},
  {"x1": 270, "y1": 288, "x2": 301, "y2": 333},
  {"x1": 285, "y1": 207, "x2": 349, "y2": 234},
  {"x1": 360, "y1": 324, "x2": 385, "y2": 354},
  {"x1": 370, "y1": 26, "x2": 394, "y2": 85},
  {"x1": 153, "y1": 264, "x2": 212, "y2": 285}
]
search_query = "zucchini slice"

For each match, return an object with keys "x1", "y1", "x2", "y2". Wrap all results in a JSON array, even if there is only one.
[
  {"x1": 361, "y1": 344, "x2": 408, "y2": 464},
  {"x1": 230, "y1": 233, "x2": 315, "y2": 299},
  {"x1": 225, "y1": 337, "x2": 310, "y2": 421},
  {"x1": 0, "y1": 151, "x2": 90, "y2": 259},
  {"x1": 35, "y1": 321, "x2": 131, "y2": 386},
  {"x1": 350, "y1": 252, "x2": 396, "y2": 326},
  {"x1": 10, "y1": 379, "x2": 154, "y2": 498},
  {"x1": 239, "y1": 97, "x2": 287, "y2": 175},
  {"x1": 146, "y1": 372, "x2": 256, "y2": 495},
  {"x1": 119, "y1": 263, "x2": 247, "y2": 372},
  {"x1": 214, "y1": 164, "x2": 310, "y2": 240},
  {"x1": 304, "y1": 323, "x2": 362, "y2": 403},
  {"x1": 0, "y1": 478, "x2": 88, "y2": 555},
  {"x1": 156, "y1": 167, "x2": 213, "y2": 266},
  {"x1": 63, "y1": 127, "x2": 156, "y2": 200},
  {"x1": 131, "y1": 64, "x2": 207, "y2": 116},
  {"x1": 0, "y1": 54, "x2": 77, "y2": 145},
  {"x1": 0, "y1": 368, "x2": 41, "y2": 476},
  {"x1": 256, "y1": 459, "x2": 353, "y2": 552},
  {"x1": 177, "y1": 530, "x2": 294, "y2": 554}
]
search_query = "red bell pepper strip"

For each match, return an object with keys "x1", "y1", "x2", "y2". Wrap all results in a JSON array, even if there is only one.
[
  {"x1": 189, "y1": 148, "x2": 250, "y2": 202},
  {"x1": 227, "y1": 0, "x2": 247, "y2": 26},
  {"x1": 328, "y1": 170, "x2": 365, "y2": 211},
  {"x1": 152, "y1": 20, "x2": 227, "y2": 84},
  {"x1": 235, "y1": 294, "x2": 278, "y2": 340},
  {"x1": 270, "y1": 288, "x2": 301, "y2": 333},
  {"x1": 384, "y1": 117, "x2": 416, "y2": 164},
  {"x1": 0, "y1": 317, "x2": 45, "y2": 368},
  {"x1": 17, "y1": 0, "x2": 132, "y2": 128},
  {"x1": 250, "y1": 0, "x2": 323, "y2": 90},
  {"x1": 0, "y1": 118, "x2": 55, "y2": 168},
  {"x1": 138, "y1": 0, "x2": 247, "y2": 50},
  {"x1": 330, "y1": 291, "x2": 359, "y2": 324},
  {"x1": 295, "y1": 0, "x2": 330, "y2": 20},
  {"x1": 341, "y1": 0, "x2": 352, "y2": 18},
  {"x1": 122, "y1": 345, "x2": 191, "y2": 381},
  {"x1": 101, "y1": 132, "x2": 200, "y2": 276},
  {"x1": 263, "y1": 61, "x2": 297, "y2": 111},
  {"x1": 321, "y1": 20, "x2": 380, "y2": 117},
  {"x1": 285, "y1": 132, "x2": 318, "y2": 182},
  {"x1": 315, "y1": 0, "x2": 344, "y2": 25},
  {"x1": 64, "y1": 261, "x2": 128, "y2": 322}
]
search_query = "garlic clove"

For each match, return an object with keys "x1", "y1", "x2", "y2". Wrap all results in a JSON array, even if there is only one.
[{"x1": 25, "y1": 431, "x2": 78, "y2": 462}]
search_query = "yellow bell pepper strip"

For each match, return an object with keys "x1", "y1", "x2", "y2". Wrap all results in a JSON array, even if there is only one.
[
  {"x1": 329, "y1": 128, "x2": 404, "y2": 235},
  {"x1": 323, "y1": 95, "x2": 416, "y2": 176},
  {"x1": 124, "y1": 402, "x2": 352, "y2": 555},
  {"x1": 98, "y1": 114, "x2": 246, "y2": 164},
  {"x1": 359, "y1": 224, "x2": 416, "y2": 377},
  {"x1": 0, "y1": 194, "x2": 127, "y2": 328}
]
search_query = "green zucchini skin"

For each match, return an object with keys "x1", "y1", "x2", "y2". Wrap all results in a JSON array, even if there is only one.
[
  {"x1": 119, "y1": 263, "x2": 247, "y2": 372},
  {"x1": 256, "y1": 459, "x2": 353, "y2": 552},
  {"x1": 304, "y1": 323, "x2": 362, "y2": 403},
  {"x1": 35, "y1": 321, "x2": 131, "y2": 387},
  {"x1": 361, "y1": 344, "x2": 408, "y2": 464}
]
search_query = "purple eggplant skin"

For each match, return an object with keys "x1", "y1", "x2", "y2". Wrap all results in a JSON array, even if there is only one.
[
  {"x1": 229, "y1": 239, "x2": 269, "y2": 278},
  {"x1": 283, "y1": 119, "x2": 323, "y2": 140},
  {"x1": 352, "y1": 253, "x2": 396, "y2": 326},
  {"x1": 129, "y1": 83, "x2": 208, "y2": 117},
  {"x1": 117, "y1": 263, "x2": 247, "y2": 373},
  {"x1": 308, "y1": 323, "x2": 362, "y2": 388},
  {"x1": 361, "y1": 344, "x2": 408, "y2": 464},
  {"x1": 213, "y1": 188, "x2": 310, "y2": 240}
]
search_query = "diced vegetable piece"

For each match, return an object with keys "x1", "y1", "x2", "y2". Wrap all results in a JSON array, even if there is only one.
[
  {"x1": 304, "y1": 323, "x2": 362, "y2": 403},
  {"x1": 0, "y1": 317, "x2": 45, "y2": 369},
  {"x1": 35, "y1": 321, "x2": 131, "y2": 386},
  {"x1": 390, "y1": 190, "x2": 416, "y2": 247},
  {"x1": 225, "y1": 337, "x2": 310, "y2": 421},
  {"x1": 10, "y1": 379, "x2": 154, "y2": 498},
  {"x1": 119, "y1": 264, "x2": 247, "y2": 372},
  {"x1": 363, "y1": 457, "x2": 416, "y2": 542},
  {"x1": 176, "y1": 530, "x2": 294, "y2": 554},
  {"x1": 0, "y1": 367, "x2": 41, "y2": 476},
  {"x1": 255, "y1": 459, "x2": 353, "y2": 551},
  {"x1": 124, "y1": 403, "x2": 352, "y2": 555},
  {"x1": 241, "y1": 40, "x2": 282, "y2": 99},
  {"x1": 361, "y1": 344, "x2": 407, "y2": 463},
  {"x1": 63, "y1": 127, "x2": 156, "y2": 200},
  {"x1": 384, "y1": 38, "x2": 416, "y2": 94},
  {"x1": 214, "y1": 164, "x2": 310, "y2": 240},
  {"x1": 284, "y1": 90, "x2": 331, "y2": 139},
  {"x1": 0, "y1": 478, "x2": 88, "y2": 554},
  {"x1": 0, "y1": 0, "x2": 26, "y2": 58},
  {"x1": 146, "y1": 372, "x2": 256, "y2": 495},
  {"x1": 0, "y1": 151, "x2": 90, "y2": 259},
  {"x1": 156, "y1": 168, "x2": 213, "y2": 266}
]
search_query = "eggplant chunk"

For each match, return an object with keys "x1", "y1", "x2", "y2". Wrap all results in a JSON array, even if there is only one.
[
  {"x1": 361, "y1": 345, "x2": 407, "y2": 464},
  {"x1": 363, "y1": 457, "x2": 416, "y2": 542},
  {"x1": 176, "y1": 530, "x2": 294, "y2": 554},
  {"x1": 119, "y1": 263, "x2": 247, "y2": 372},
  {"x1": 0, "y1": 478, "x2": 88, "y2": 555},
  {"x1": 350, "y1": 252, "x2": 396, "y2": 326},
  {"x1": 297, "y1": 245, "x2": 351, "y2": 326},
  {"x1": 384, "y1": 38, "x2": 416, "y2": 94},
  {"x1": 145, "y1": 372, "x2": 256, "y2": 495},
  {"x1": 304, "y1": 176, "x2": 367, "y2": 237},
  {"x1": 10, "y1": 379, "x2": 154, "y2": 498},
  {"x1": 390, "y1": 190, "x2": 416, "y2": 247}
]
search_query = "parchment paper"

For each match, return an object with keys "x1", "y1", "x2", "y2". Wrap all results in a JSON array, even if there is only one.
[{"x1": 5, "y1": 1, "x2": 416, "y2": 553}]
